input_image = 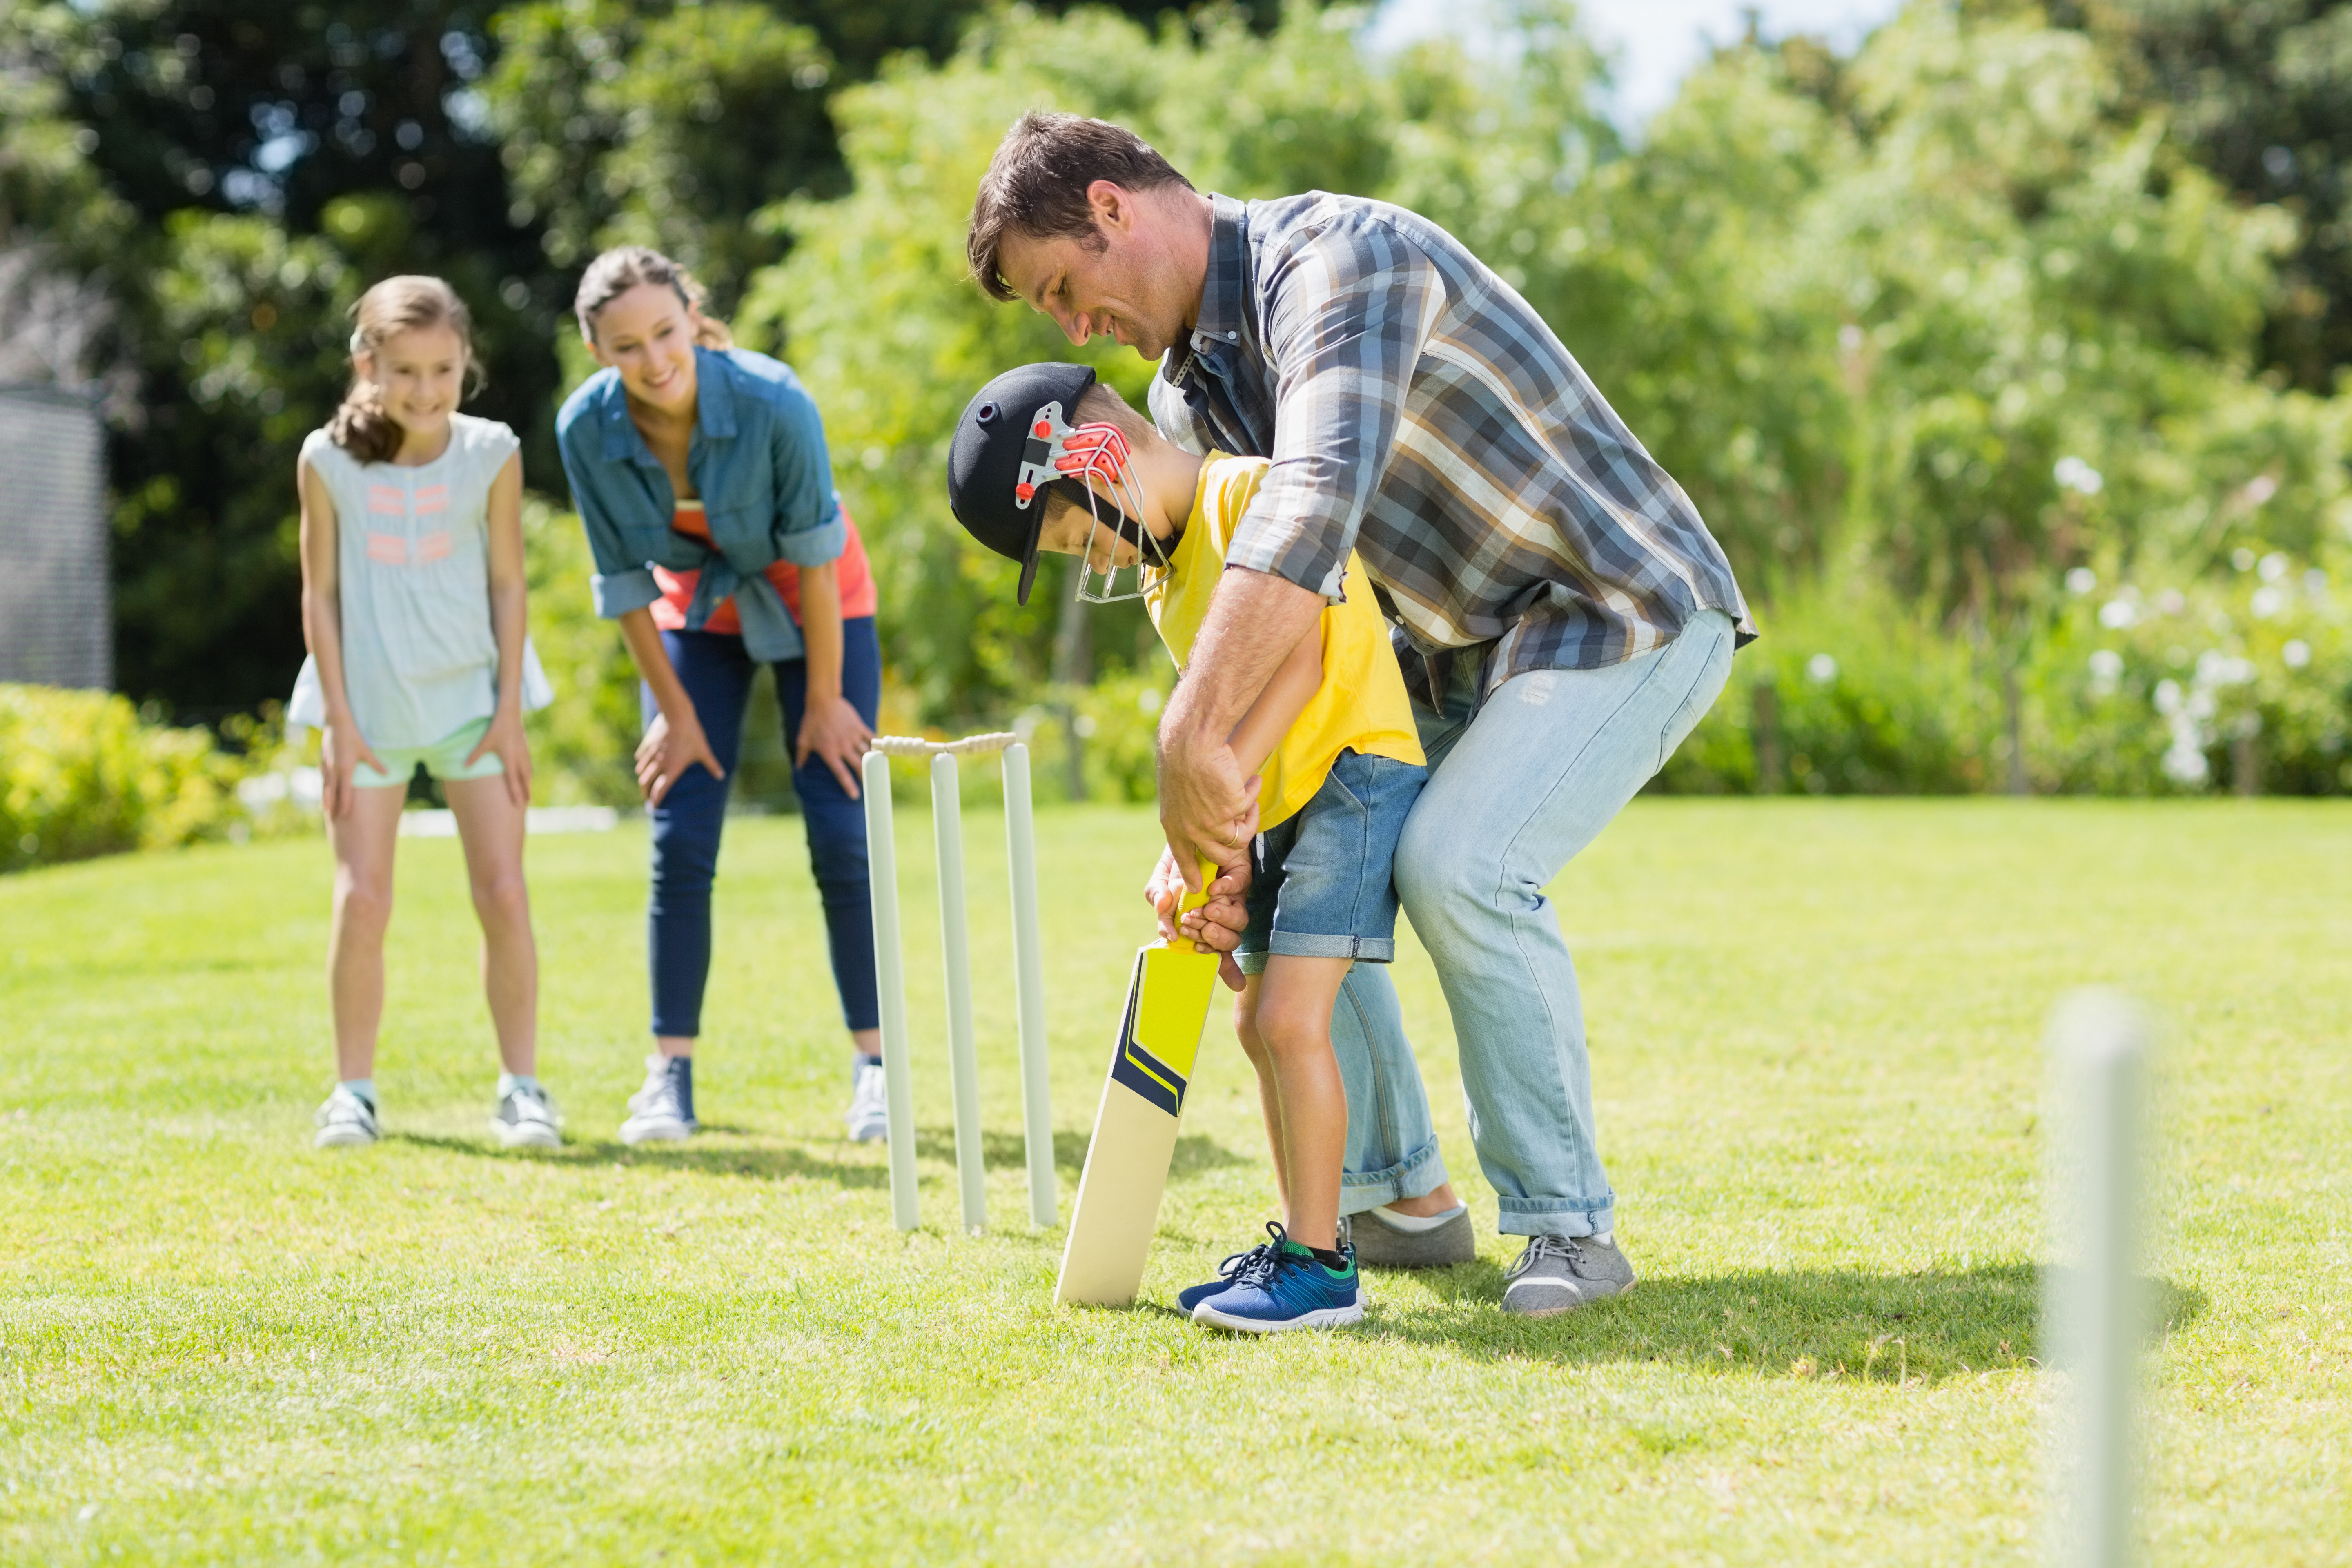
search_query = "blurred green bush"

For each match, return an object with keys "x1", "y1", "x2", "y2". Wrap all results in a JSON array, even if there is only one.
[
  {"x1": 522, "y1": 497, "x2": 643, "y2": 807},
  {"x1": 1657, "y1": 554, "x2": 2352, "y2": 796},
  {"x1": 0, "y1": 686, "x2": 254, "y2": 871}
]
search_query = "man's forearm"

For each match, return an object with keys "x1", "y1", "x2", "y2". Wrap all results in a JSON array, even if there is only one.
[{"x1": 1159, "y1": 566, "x2": 1325, "y2": 755}]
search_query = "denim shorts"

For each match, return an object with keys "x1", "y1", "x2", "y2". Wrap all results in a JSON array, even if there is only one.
[{"x1": 1235, "y1": 749, "x2": 1428, "y2": 975}]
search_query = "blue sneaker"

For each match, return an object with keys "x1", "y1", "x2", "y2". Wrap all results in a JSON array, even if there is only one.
[
  {"x1": 1192, "y1": 1224, "x2": 1364, "y2": 1333},
  {"x1": 1176, "y1": 1236, "x2": 1282, "y2": 1313}
]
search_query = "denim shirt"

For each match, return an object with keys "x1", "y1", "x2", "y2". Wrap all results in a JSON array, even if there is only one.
[{"x1": 555, "y1": 345, "x2": 844, "y2": 663}]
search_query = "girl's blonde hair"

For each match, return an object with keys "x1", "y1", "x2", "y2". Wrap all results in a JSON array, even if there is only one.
[
  {"x1": 573, "y1": 246, "x2": 734, "y2": 350},
  {"x1": 328, "y1": 275, "x2": 483, "y2": 463}
]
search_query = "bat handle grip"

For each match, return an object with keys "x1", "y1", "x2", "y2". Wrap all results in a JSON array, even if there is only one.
[{"x1": 1177, "y1": 858, "x2": 1217, "y2": 955}]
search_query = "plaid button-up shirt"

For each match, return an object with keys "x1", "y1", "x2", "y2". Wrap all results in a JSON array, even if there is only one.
[{"x1": 1149, "y1": 193, "x2": 1754, "y2": 699}]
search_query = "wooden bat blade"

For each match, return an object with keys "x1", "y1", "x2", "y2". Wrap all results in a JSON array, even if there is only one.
[{"x1": 1054, "y1": 939, "x2": 1220, "y2": 1306}]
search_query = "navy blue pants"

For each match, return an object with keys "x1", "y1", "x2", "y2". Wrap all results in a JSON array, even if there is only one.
[{"x1": 644, "y1": 619, "x2": 882, "y2": 1038}]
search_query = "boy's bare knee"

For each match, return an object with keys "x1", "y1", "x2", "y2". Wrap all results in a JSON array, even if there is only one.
[
  {"x1": 1233, "y1": 1004, "x2": 1270, "y2": 1065},
  {"x1": 1251, "y1": 994, "x2": 1330, "y2": 1058}
]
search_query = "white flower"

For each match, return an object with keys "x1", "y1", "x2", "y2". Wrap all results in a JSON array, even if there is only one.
[
  {"x1": 2054, "y1": 456, "x2": 2105, "y2": 495},
  {"x1": 2252, "y1": 586, "x2": 2286, "y2": 619},
  {"x1": 2194, "y1": 652, "x2": 2254, "y2": 687},
  {"x1": 2065, "y1": 566, "x2": 2097, "y2": 595},
  {"x1": 1805, "y1": 653, "x2": 1838, "y2": 684},
  {"x1": 2099, "y1": 599, "x2": 2138, "y2": 629},
  {"x1": 2087, "y1": 648, "x2": 2123, "y2": 697},
  {"x1": 1135, "y1": 686, "x2": 1164, "y2": 715},
  {"x1": 2283, "y1": 639, "x2": 2312, "y2": 670},
  {"x1": 2258, "y1": 552, "x2": 2289, "y2": 583},
  {"x1": 2154, "y1": 678, "x2": 2184, "y2": 716}
]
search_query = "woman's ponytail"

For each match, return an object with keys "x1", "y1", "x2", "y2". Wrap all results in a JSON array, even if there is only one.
[
  {"x1": 329, "y1": 276, "x2": 483, "y2": 463},
  {"x1": 574, "y1": 246, "x2": 734, "y2": 350}
]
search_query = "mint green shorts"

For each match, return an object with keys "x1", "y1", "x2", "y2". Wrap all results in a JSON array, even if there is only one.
[{"x1": 353, "y1": 716, "x2": 503, "y2": 788}]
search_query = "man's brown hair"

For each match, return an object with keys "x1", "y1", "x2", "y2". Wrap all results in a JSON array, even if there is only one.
[{"x1": 966, "y1": 111, "x2": 1195, "y2": 302}]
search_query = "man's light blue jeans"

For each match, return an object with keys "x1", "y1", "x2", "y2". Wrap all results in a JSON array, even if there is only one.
[{"x1": 1332, "y1": 610, "x2": 1737, "y2": 1237}]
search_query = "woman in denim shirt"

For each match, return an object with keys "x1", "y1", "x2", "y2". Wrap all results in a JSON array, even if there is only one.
[{"x1": 555, "y1": 246, "x2": 888, "y2": 1147}]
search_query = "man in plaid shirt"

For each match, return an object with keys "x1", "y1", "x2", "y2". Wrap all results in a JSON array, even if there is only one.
[{"x1": 969, "y1": 112, "x2": 1753, "y2": 1316}]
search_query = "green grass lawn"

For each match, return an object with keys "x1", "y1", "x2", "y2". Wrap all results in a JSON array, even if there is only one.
[{"x1": 2, "y1": 799, "x2": 2346, "y2": 1564}]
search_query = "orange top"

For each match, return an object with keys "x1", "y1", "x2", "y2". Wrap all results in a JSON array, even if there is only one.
[{"x1": 651, "y1": 499, "x2": 878, "y2": 636}]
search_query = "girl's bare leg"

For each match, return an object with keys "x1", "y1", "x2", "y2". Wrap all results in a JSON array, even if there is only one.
[
  {"x1": 1243, "y1": 954, "x2": 1356, "y2": 1252},
  {"x1": 443, "y1": 775, "x2": 538, "y2": 1075},
  {"x1": 326, "y1": 786, "x2": 410, "y2": 1082}
]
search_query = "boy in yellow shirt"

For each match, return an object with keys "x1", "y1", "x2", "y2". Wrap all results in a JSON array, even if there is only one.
[{"x1": 946, "y1": 363, "x2": 1425, "y2": 1332}]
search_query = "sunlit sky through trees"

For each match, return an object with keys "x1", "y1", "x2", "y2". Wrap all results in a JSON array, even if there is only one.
[{"x1": 1364, "y1": 0, "x2": 1908, "y2": 131}]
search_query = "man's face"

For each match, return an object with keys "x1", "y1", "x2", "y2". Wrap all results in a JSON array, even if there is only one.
[{"x1": 998, "y1": 185, "x2": 1192, "y2": 361}]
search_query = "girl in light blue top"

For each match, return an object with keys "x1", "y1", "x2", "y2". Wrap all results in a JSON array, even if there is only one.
[{"x1": 290, "y1": 275, "x2": 558, "y2": 1154}]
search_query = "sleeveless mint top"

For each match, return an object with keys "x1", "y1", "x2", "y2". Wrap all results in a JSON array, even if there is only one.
[{"x1": 288, "y1": 414, "x2": 550, "y2": 748}]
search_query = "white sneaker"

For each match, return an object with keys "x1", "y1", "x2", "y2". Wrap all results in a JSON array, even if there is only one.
[
  {"x1": 313, "y1": 1087, "x2": 379, "y2": 1149},
  {"x1": 846, "y1": 1060, "x2": 889, "y2": 1142},
  {"x1": 619, "y1": 1055, "x2": 694, "y2": 1145},
  {"x1": 492, "y1": 1084, "x2": 563, "y2": 1149}
]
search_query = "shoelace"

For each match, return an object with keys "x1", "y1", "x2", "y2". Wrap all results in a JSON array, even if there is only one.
[
  {"x1": 1215, "y1": 1242, "x2": 1278, "y2": 1289},
  {"x1": 1505, "y1": 1233, "x2": 1585, "y2": 1280},
  {"x1": 1229, "y1": 1221, "x2": 1302, "y2": 1290},
  {"x1": 629, "y1": 1069, "x2": 673, "y2": 1113}
]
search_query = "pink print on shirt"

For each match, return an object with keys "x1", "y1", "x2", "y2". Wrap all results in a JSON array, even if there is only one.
[
  {"x1": 416, "y1": 530, "x2": 452, "y2": 563},
  {"x1": 366, "y1": 532, "x2": 408, "y2": 564},
  {"x1": 367, "y1": 485, "x2": 406, "y2": 516},
  {"x1": 414, "y1": 484, "x2": 450, "y2": 515}
]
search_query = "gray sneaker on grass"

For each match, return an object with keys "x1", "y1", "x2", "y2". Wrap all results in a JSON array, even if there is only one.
[
  {"x1": 492, "y1": 1084, "x2": 563, "y2": 1149},
  {"x1": 312, "y1": 1087, "x2": 379, "y2": 1149},
  {"x1": 1501, "y1": 1233, "x2": 1636, "y2": 1317},
  {"x1": 1340, "y1": 1205, "x2": 1476, "y2": 1269}
]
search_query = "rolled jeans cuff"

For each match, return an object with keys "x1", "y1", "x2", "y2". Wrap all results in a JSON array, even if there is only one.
[
  {"x1": 1236, "y1": 933, "x2": 1397, "y2": 974},
  {"x1": 1339, "y1": 1132, "x2": 1448, "y2": 1216},
  {"x1": 1496, "y1": 1197, "x2": 1615, "y2": 1240}
]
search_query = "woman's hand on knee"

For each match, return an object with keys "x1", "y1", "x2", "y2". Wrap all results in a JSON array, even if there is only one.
[
  {"x1": 636, "y1": 706, "x2": 723, "y2": 806},
  {"x1": 795, "y1": 693, "x2": 875, "y2": 798}
]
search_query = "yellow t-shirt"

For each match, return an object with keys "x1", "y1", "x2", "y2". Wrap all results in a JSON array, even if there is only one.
[{"x1": 1145, "y1": 454, "x2": 1425, "y2": 831}]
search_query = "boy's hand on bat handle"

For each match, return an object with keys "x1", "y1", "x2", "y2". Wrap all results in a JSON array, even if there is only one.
[{"x1": 1145, "y1": 847, "x2": 1252, "y2": 991}]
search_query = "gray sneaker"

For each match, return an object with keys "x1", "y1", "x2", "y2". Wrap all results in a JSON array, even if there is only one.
[
  {"x1": 492, "y1": 1084, "x2": 563, "y2": 1149},
  {"x1": 312, "y1": 1086, "x2": 379, "y2": 1149},
  {"x1": 1339, "y1": 1206, "x2": 1476, "y2": 1269},
  {"x1": 1501, "y1": 1234, "x2": 1636, "y2": 1317}
]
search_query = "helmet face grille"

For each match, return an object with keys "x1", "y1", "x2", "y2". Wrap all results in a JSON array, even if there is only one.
[{"x1": 1056, "y1": 422, "x2": 1165, "y2": 606}]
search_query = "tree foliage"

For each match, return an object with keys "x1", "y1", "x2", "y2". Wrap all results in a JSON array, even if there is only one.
[
  {"x1": 751, "y1": 1, "x2": 2350, "y2": 742},
  {"x1": 2056, "y1": 0, "x2": 2352, "y2": 392},
  {"x1": 0, "y1": 0, "x2": 1169, "y2": 718},
  {"x1": 3, "y1": 0, "x2": 2348, "y2": 794}
]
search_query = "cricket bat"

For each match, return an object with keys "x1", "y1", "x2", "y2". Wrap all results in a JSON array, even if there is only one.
[{"x1": 1054, "y1": 864, "x2": 1221, "y2": 1306}]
